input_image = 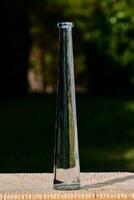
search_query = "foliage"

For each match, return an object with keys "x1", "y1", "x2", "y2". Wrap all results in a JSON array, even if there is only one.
[{"x1": 29, "y1": 0, "x2": 134, "y2": 94}]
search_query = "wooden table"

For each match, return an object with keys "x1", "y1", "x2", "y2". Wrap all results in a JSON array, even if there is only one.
[{"x1": 0, "y1": 173, "x2": 134, "y2": 200}]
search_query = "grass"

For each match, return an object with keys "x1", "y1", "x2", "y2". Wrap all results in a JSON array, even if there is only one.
[{"x1": 0, "y1": 94, "x2": 134, "y2": 172}]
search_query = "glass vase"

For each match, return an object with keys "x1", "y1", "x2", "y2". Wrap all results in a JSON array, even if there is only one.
[{"x1": 53, "y1": 22, "x2": 80, "y2": 190}]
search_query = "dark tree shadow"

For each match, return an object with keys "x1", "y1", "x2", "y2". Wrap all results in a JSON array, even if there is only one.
[{"x1": 0, "y1": 0, "x2": 30, "y2": 98}]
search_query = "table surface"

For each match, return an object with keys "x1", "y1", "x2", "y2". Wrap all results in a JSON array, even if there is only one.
[{"x1": 0, "y1": 172, "x2": 134, "y2": 200}]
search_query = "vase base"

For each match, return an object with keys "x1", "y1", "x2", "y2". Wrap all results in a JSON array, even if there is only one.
[{"x1": 53, "y1": 182, "x2": 80, "y2": 190}]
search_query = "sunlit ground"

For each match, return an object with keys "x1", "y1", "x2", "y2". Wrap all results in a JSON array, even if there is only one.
[{"x1": 0, "y1": 95, "x2": 134, "y2": 172}]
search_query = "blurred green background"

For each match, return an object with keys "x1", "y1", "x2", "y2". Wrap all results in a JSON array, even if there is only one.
[{"x1": 0, "y1": 0, "x2": 134, "y2": 172}]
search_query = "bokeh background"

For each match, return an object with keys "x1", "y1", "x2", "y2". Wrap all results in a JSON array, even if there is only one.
[{"x1": 0, "y1": 0, "x2": 134, "y2": 172}]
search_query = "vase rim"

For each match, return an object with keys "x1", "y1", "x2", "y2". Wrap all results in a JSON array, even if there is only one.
[{"x1": 57, "y1": 22, "x2": 74, "y2": 28}]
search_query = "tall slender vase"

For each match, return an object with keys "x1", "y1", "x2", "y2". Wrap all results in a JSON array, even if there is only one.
[{"x1": 53, "y1": 22, "x2": 80, "y2": 190}]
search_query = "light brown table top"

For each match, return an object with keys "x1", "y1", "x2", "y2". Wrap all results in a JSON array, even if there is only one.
[{"x1": 0, "y1": 172, "x2": 134, "y2": 200}]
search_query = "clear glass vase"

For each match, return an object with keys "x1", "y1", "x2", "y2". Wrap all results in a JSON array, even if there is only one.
[{"x1": 53, "y1": 22, "x2": 80, "y2": 190}]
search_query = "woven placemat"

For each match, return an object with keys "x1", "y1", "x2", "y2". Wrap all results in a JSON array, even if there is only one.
[{"x1": 0, "y1": 172, "x2": 134, "y2": 200}]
